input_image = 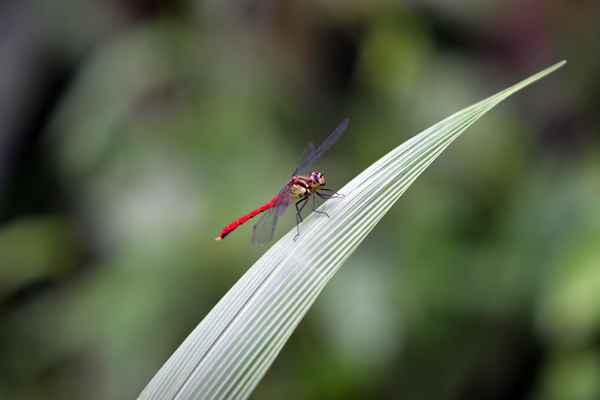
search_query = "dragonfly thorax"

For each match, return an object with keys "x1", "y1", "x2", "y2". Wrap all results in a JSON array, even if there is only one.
[{"x1": 289, "y1": 171, "x2": 326, "y2": 199}]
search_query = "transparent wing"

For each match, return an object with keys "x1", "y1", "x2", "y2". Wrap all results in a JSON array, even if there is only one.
[
  {"x1": 292, "y1": 141, "x2": 316, "y2": 177},
  {"x1": 275, "y1": 189, "x2": 292, "y2": 218},
  {"x1": 291, "y1": 118, "x2": 348, "y2": 177},
  {"x1": 251, "y1": 207, "x2": 278, "y2": 246}
]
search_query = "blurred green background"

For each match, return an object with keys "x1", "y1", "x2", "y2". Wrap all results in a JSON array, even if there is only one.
[{"x1": 0, "y1": 0, "x2": 598, "y2": 399}]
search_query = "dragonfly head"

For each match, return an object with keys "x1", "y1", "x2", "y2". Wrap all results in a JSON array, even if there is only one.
[{"x1": 308, "y1": 171, "x2": 326, "y2": 189}]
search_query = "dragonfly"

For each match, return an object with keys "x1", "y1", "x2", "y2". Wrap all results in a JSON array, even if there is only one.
[{"x1": 216, "y1": 118, "x2": 349, "y2": 246}]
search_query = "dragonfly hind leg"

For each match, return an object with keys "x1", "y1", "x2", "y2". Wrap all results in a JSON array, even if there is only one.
[
  {"x1": 295, "y1": 198, "x2": 308, "y2": 223},
  {"x1": 294, "y1": 197, "x2": 310, "y2": 241}
]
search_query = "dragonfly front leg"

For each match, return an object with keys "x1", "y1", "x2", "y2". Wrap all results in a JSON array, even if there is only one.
[{"x1": 317, "y1": 188, "x2": 344, "y2": 200}]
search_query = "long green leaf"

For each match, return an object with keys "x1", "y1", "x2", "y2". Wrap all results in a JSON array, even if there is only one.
[{"x1": 138, "y1": 60, "x2": 566, "y2": 400}]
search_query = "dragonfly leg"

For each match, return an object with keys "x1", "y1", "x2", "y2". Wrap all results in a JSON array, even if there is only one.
[
  {"x1": 294, "y1": 197, "x2": 310, "y2": 241},
  {"x1": 317, "y1": 188, "x2": 344, "y2": 200},
  {"x1": 316, "y1": 192, "x2": 332, "y2": 200},
  {"x1": 295, "y1": 198, "x2": 306, "y2": 223},
  {"x1": 311, "y1": 194, "x2": 330, "y2": 218}
]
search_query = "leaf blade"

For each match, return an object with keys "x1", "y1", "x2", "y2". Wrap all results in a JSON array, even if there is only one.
[{"x1": 138, "y1": 60, "x2": 566, "y2": 400}]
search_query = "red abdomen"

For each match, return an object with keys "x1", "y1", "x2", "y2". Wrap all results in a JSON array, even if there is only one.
[{"x1": 215, "y1": 196, "x2": 278, "y2": 241}]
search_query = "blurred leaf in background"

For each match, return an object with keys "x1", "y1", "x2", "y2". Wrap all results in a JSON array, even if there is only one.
[{"x1": 0, "y1": 0, "x2": 598, "y2": 400}]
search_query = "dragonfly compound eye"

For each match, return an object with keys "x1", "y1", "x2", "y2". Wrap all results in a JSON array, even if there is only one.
[{"x1": 308, "y1": 171, "x2": 326, "y2": 188}]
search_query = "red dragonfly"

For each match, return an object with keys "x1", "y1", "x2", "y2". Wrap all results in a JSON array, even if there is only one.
[{"x1": 216, "y1": 118, "x2": 348, "y2": 246}]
